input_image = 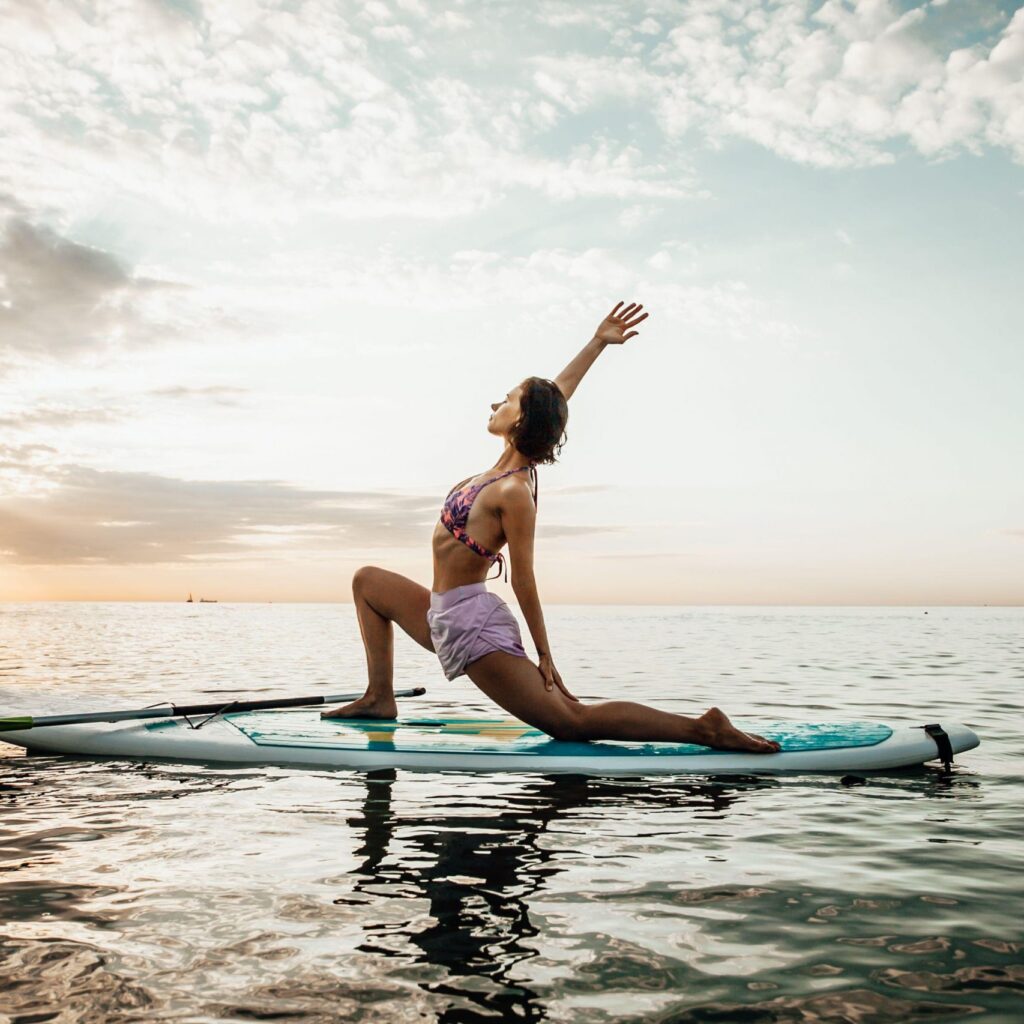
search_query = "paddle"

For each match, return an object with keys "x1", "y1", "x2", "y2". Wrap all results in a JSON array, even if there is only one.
[{"x1": 0, "y1": 687, "x2": 427, "y2": 733}]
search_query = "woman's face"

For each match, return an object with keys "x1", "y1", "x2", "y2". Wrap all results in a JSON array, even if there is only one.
[{"x1": 487, "y1": 384, "x2": 524, "y2": 438}]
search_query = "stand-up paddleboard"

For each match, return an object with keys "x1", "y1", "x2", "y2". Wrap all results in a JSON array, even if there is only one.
[{"x1": 1, "y1": 709, "x2": 979, "y2": 775}]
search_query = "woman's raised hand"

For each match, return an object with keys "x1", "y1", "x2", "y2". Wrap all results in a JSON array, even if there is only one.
[{"x1": 593, "y1": 301, "x2": 649, "y2": 345}]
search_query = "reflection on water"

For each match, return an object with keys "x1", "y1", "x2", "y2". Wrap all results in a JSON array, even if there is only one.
[
  {"x1": 1, "y1": 603, "x2": 1022, "y2": 1021},
  {"x1": 345, "y1": 769, "x2": 550, "y2": 1019},
  {"x1": 336, "y1": 772, "x2": 770, "y2": 1022}
]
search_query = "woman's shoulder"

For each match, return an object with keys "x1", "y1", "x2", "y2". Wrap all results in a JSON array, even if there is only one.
[{"x1": 490, "y1": 472, "x2": 536, "y2": 511}]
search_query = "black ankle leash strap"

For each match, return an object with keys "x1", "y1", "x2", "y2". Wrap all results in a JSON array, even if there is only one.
[{"x1": 921, "y1": 723, "x2": 954, "y2": 772}]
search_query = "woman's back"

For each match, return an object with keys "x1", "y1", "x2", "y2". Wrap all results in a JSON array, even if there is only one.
[{"x1": 432, "y1": 467, "x2": 535, "y2": 592}]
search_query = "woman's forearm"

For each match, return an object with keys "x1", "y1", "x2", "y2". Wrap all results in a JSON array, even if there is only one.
[
  {"x1": 554, "y1": 336, "x2": 607, "y2": 402},
  {"x1": 557, "y1": 302, "x2": 647, "y2": 399},
  {"x1": 512, "y1": 577, "x2": 551, "y2": 656}
]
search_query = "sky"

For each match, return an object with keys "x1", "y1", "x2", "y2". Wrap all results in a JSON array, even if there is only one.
[{"x1": 0, "y1": 0, "x2": 1022, "y2": 605}]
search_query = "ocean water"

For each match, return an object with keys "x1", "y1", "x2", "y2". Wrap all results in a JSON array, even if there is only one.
[{"x1": 0, "y1": 602, "x2": 1021, "y2": 1023}]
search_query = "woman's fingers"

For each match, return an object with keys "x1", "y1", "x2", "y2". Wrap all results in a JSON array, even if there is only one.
[
  {"x1": 605, "y1": 302, "x2": 646, "y2": 326},
  {"x1": 619, "y1": 310, "x2": 648, "y2": 343},
  {"x1": 552, "y1": 668, "x2": 579, "y2": 702},
  {"x1": 539, "y1": 658, "x2": 577, "y2": 700},
  {"x1": 557, "y1": 680, "x2": 580, "y2": 702},
  {"x1": 538, "y1": 653, "x2": 580, "y2": 702}
]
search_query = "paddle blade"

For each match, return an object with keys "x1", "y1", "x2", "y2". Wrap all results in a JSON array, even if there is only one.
[{"x1": 0, "y1": 717, "x2": 33, "y2": 733}]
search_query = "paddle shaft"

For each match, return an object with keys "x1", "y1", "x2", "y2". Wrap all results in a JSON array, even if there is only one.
[{"x1": 0, "y1": 687, "x2": 427, "y2": 732}]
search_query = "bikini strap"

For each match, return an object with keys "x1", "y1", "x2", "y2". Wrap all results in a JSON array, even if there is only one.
[
  {"x1": 481, "y1": 464, "x2": 530, "y2": 490},
  {"x1": 483, "y1": 460, "x2": 540, "y2": 581},
  {"x1": 488, "y1": 552, "x2": 507, "y2": 584},
  {"x1": 463, "y1": 464, "x2": 533, "y2": 498}
]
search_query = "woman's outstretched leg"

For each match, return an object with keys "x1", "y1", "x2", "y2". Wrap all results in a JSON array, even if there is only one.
[
  {"x1": 322, "y1": 566, "x2": 434, "y2": 720},
  {"x1": 466, "y1": 651, "x2": 779, "y2": 753}
]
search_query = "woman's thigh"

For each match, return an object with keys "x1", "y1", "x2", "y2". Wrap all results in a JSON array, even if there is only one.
[
  {"x1": 465, "y1": 651, "x2": 582, "y2": 740},
  {"x1": 353, "y1": 566, "x2": 433, "y2": 652}
]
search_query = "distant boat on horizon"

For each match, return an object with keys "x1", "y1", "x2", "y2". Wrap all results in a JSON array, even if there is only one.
[
  {"x1": 199, "y1": 598, "x2": 218, "y2": 603},
  {"x1": 187, "y1": 593, "x2": 193, "y2": 603}
]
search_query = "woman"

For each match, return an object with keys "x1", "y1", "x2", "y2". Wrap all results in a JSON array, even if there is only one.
[{"x1": 324, "y1": 302, "x2": 779, "y2": 754}]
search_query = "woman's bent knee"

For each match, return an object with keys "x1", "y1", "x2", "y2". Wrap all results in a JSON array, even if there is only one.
[{"x1": 352, "y1": 565, "x2": 380, "y2": 597}]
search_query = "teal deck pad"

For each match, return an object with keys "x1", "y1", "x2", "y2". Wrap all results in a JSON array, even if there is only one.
[{"x1": 226, "y1": 712, "x2": 893, "y2": 758}]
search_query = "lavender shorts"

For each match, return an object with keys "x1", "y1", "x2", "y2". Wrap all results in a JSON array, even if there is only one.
[{"x1": 427, "y1": 583, "x2": 528, "y2": 681}]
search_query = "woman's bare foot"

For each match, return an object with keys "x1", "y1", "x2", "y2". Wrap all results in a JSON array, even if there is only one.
[
  {"x1": 699, "y1": 707, "x2": 780, "y2": 754},
  {"x1": 321, "y1": 694, "x2": 398, "y2": 720}
]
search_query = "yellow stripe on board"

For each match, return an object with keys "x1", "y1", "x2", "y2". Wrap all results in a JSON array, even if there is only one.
[
  {"x1": 320, "y1": 716, "x2": 539, "y2": 744},
  {"x1": 439, "y1": 720, "x2": 532, "y2": 734}
]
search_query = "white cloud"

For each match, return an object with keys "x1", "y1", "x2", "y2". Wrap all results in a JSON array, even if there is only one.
[
  {"x1": 0, "y1": 443, "x2": 440, "y2": 565},
  {"x1": 0, "y1": 214, "x2": 187, "y2": 369},
  {"x1": 2, "y1": 0, "x2": 1015, "y2": 249},
  {"x1": 231, "y1": 241, "x2": 796, "y2": 345},
  {"x1": 618, "y1": 203, "x2": 661, "y2": 228},
  {"x1": 441, "y1": 10, "x2": 472, "y2": 30},
  {"x1": 524, "y1": 1, "x2": 1024, "y2": 170},
  {"x1": 0, "y1": 444, "x2": 623, "y2": 566},
  {"x1": 646, "y1": 0, "x2": 1024, "y2": 167},
  {"x1": 498, "y1": 140, "x2": 695, "y2": 201},
  {"x1": 371, "y1": 23, "x2": 415, "y2": 43},
  {"x1": 396, "y1": 0, "x2": 429, "y2": 16},
  {"x1": 0, "y1": 406, "x2": 120, "y2": 430},
  {"x1": 532, "y1": 54, "x2": 654, "y2": 114},
  {"x1": 148, "y1": 386, "x2": 249, "y2": 405},
  {"x1": 0, "y1": 0, "x2": 699, "y2": 233},
  {"x1": 363, "y1": 1, "x2": 393, "y2": 24}
]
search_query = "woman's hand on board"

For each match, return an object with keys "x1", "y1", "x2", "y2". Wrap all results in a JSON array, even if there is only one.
[
  {"x1": 539, "y1": 654, "x2": 579, "y2": 702},
  {"x1": 593, "y1": 301, "x2": 649, "y2": 346}
]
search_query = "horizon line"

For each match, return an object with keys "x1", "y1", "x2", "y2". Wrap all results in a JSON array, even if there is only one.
[{"x1": 1, "y1": 599, "x2": 1020, "y2": 608}]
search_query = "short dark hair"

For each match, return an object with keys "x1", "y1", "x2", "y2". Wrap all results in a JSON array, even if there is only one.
[{"x1": 510, "y1": 377, "x2": 568, "y2": 464}]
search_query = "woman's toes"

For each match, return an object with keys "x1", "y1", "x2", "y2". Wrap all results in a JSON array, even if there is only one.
[{"x1": 749, "y1": 732, "x2": 779, "y2": 752}]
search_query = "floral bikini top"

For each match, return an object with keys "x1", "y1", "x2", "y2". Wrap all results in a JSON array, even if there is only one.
[{"x1": 440, "y1": 463, "x2": 538, "y2": 581}]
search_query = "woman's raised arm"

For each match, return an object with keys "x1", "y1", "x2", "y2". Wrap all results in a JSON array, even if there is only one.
[{"x1": 554, "y1": 301, "x2": 649, "y2": 401}]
